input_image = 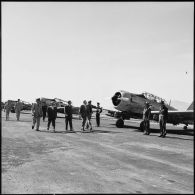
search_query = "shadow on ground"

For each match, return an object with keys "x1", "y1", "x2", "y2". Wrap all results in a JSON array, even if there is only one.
[
  {"x1": 123, "y1": 124, "x2": 194, "y2": 136},
  {"x1": 35, "y1": 129, "x2": 121, "y2": 134}
]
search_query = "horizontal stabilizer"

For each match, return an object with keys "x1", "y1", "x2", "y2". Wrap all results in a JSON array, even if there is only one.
[{"x1": 187, "y1": 102, "x2": 194, "y2": 110}]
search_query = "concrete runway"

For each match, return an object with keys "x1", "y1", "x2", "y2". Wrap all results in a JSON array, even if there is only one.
[{"x1": 1, "y1": 111, "x2": 194, "y2": 194}]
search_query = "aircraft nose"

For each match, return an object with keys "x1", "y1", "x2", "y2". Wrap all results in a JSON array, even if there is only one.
[{"x1": 112, "y1": 92, "x2": 122, "y2": 106}]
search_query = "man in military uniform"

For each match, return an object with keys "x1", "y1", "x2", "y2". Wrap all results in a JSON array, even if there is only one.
[
  {"x1": 32, "y1": 98, "x2": 43, "y2": 131},
  {"x1": 65, "y1": 100, "x2": 73, "y2": 131},
  {"x1": 143, "y1": 102, "x2": 151, "y2": 135},
  {"x1": 96, "y1": 102, "x2": 102, "y2": 127},
  {"x1": 79, "y1": 100, "x2": 87, "y2": 131},
  {"x1": 159, "y1": 100, "x2": 168, "y2": 138},
  {"x1": 15, "y1": 99, "x2": 23, "y2": 121}
]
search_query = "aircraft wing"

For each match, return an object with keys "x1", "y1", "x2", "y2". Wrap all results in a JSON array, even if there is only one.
[{"x1": 151, "y1": 110, "x2": 194, "y2": 125}]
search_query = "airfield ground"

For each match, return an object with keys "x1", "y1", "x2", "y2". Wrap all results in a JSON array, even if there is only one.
[{"x1": 1, "y1": 111, "x2": 194, "y2": 194}]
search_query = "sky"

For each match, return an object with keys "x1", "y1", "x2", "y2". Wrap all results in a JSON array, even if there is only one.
[{"x1": 1, "y1": 2, "x2": 194, "y2": 109}]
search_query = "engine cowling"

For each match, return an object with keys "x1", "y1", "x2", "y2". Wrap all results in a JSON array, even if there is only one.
[
  {"x1": 112, "y1": 92, "x2": 122, "y2": 106},
  {"x1": 112, "y1": 91, "x2": 131, "y2": 109}
]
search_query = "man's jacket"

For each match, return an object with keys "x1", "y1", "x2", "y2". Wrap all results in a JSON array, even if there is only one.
[
  {"x1": 32, "y1": 103, "x2": 43, "y2": 117},
  {"x1": 65, "y1": 105, "x2": 73, "y2": 118},
  {"x1": 47, "y1": 106, "x2": 57, "y2": 119}
]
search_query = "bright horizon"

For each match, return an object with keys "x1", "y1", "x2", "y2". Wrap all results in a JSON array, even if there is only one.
[{"x1": 2, "y1": 2, "x2": 194, "y2": 109}]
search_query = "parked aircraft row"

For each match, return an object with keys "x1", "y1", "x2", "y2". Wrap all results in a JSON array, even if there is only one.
[{"x1": 2, "y1": 90, "x2": 193, "y2": 130}]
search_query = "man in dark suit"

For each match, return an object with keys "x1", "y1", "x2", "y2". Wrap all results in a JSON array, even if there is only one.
[
  {"x1": 65, "y1": 100, "x2": 73, "y2": 131},
  {"x1": 47, "y1": 102, "x2": 57, "y2": 132},
  {"x1": 42, "y1": 101, "x2": 47, "y2": 122},
  {"x1": 79, "y1": 100, "x2": 87, "y2": 131}
]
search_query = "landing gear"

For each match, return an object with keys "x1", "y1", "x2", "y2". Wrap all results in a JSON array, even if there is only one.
[
  {"x1": 183, "y1": 125, "x2": 188, "y2": 130},
  {"x1": 116, "y1": 118, "x2": 124, "y2": 128},
  {"x1": 139, "y1": 121, "x2": 145, "y2": 132}
]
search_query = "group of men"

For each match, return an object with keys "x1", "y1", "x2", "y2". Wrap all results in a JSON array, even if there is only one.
[
  {"x1": 142, "y1": 100, "x2": 168, "y2": 138},
  {"x1": 4, "y1": 98, "x2": 168, "y2": 137},
  {"x1": 31, "y1": 98, "x2": 102, "y2": 132},
  {"x1": 4, "y1": 99, "x2": 23, "y2": 121},
  {"x1": 79, "y1": 100, "x2": 102, "y2": 131}
]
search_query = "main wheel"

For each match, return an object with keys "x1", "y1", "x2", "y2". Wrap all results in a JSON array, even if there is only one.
[
  {"x1": 183, "y1": 125, "x2": 187, "y2": 130},
  {"x1": 140, "y1": 121, "x2": 145, "y2": 131},
  {"x1": 116, "y1": 118, "x2": 124, "y2": 128}
]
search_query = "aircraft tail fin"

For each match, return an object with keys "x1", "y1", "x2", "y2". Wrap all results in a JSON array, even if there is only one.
[{"x1": 187, "y1": 101, "x2": 194, "y2": 110}]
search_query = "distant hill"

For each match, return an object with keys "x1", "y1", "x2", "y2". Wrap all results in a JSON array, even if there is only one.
[{"x1": 170, "y1": 100, "x2": 191, "y2": 111}]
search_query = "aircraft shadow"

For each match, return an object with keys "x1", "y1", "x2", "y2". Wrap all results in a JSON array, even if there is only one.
[
  {"x1": 148, "y1": 134, "x2": 193, "y2": 141},
  {"x1": 36, "y1": 129, "x2": 121, "y2": 134},
  {"x1": 123, "y1": 124, "x2": 194, "y2": 136}
]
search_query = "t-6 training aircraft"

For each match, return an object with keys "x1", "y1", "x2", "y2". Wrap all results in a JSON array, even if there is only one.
[
  {"x1": 111, "y1": 90, "x2": 193, "y2": 130},
  {"x1": 40, "y1": 97, "x2": 80, "y2": 115}
]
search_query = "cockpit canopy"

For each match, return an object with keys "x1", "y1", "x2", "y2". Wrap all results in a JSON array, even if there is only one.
[{"x1": 138, "y1": 91, "x2": 168, "y2": 105}]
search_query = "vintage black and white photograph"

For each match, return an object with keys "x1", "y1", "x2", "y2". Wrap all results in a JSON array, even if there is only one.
[{"x1": 1, "y1": 2, "x2": 194, "y2": 194}]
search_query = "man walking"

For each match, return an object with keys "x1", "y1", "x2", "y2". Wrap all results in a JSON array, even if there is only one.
[
  {"x1": 42, "y1": 101, "x2": 47, "y2": 122},
  {"x1": 65, "y1": 100, "x2": 73, "y2": 131},
  {"x1": 143, "y1": 102, "x2": 151, "y2": 135},
  {"x1": 47, "y1": 102, "x2": 57, "y2": 132},
  {"x1": 4, "y1": 100, "x2": 12, "y2": 121},
  {"x1": 79, "y1": 100, "x2": 87, "y2": 131},
  {"x1": 159, "y1": 100, "x2": 168, "y2": 138},
  {"x1": 15, "y1": 99, "x2": 23, "y2": 121},
  {"x1": 32, "y1": 98, "x2": 43, "y2": 131},
  {"x1": 96, "y1": 102, "x2": 102, "y2": 127},
  {"x1": 86, "y1": 100, "x2": 93, "y2": 131}
]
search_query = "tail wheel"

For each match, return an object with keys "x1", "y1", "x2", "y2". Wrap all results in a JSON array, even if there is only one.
[{"x1": 116, "y1": 118, "x2": 124, "y2": 128}]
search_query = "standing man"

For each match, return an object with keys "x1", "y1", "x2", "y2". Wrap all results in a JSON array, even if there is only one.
[
  {"x1": 15, "y1": 99, "x2": 23, "y2": 121},
  {"x1": 143, "y1": 102, "x2": 151, "y2": 135},
  {"x1": 159, "y1": 100, "x2": 168, "y2": 138},
  {"x1": 79, "y1": 100, "x2": 87, "y2": 131},
  {"x1": 42, "y1": 101, "x2": 47, "y2": 122},
  {"x1": 32, "y1": 98, "x2": 43, "y2": 131},
  {"x1": 47, "y1": 102, "x2": 57, "y2": 132},
  {"x1": 96, "y1": 102, "x2": 102, "y2": 127},
  {"x1": 86, "y1": 100, "x2": 93, "y2": 131},
  {"x1": 4, "y1": 100, "x2": 12, "y2": 121},
  {"x1": 65, "y1": 100, "x2": 73, "y2": 131}
]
